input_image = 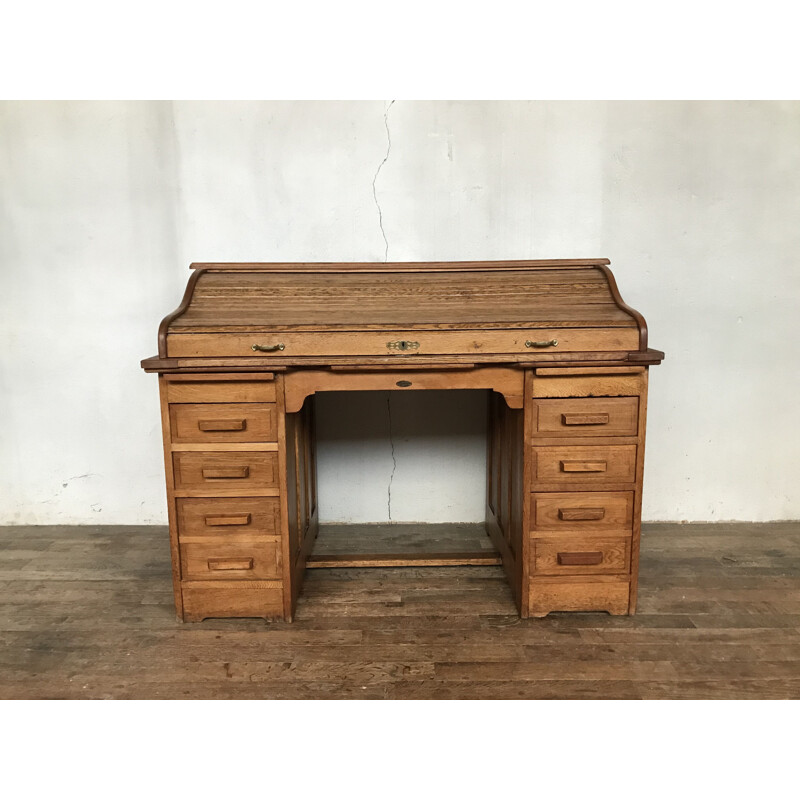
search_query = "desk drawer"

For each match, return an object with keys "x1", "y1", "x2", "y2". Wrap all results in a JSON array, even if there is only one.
[
  {"x1": 169, "y1": 403, "x2": 277, "y2": 443},
  {"x1": 532, "y1": 445, "x2": 636, "y2": 486},
  {"x1": 532, "y1": 536, "x2": 631, "y2": 576},
  {"x1": 176, "y1": 497, "x2": 281, "y2": 539},
  {"x1": 172, "y1": 451, "x2": 278, "y2": 494},
  {"x1": 532, "y1": 397, "x2": 638, "y2": 438},
  {"x1": 531, "y1": 491, "x2": 634, "y2": 534},
  {"x1": 180, "y1": 540, "x2": 281, "y2": 581},
  {"x1": 165, "y1": 378, "x2": 276, "y2": 404},
  {"x1": 181, "y1": 581, "x2": 284, "y2": 621},
  {"x1": 166, "y1": 327, "x2": 639, "y2": 358}
]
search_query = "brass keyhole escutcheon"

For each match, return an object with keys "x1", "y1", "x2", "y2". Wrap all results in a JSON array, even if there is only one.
[
  {"x1": 396, "y1": 380, "x2": 412, "y2": 387},
  {"x1": 386, "y1": 340, "x2": 420, "y2": 352}
]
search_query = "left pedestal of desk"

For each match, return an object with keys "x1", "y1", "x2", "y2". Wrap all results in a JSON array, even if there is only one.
[{"x1": 157, "y1": 373, "x2": 290, "y2": 622}]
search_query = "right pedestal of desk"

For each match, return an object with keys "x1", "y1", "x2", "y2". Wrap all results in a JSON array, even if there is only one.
[{"x1": 524, "y1": 366, "x2": 649, "y2": 617}]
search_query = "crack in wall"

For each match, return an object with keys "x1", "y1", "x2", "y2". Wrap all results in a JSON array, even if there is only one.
[
  {"x1": 372, "y1": 100, "x2": 395, "y2": 262},
  {"x1": 374, "y1": 101, "x2": 397, "y2": 522},
  {"x1": 386, "y1": 392, "x2": 397, "y2": 523}
]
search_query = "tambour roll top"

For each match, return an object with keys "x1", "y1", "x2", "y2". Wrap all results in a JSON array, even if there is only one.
[{"x1": 145, "y1": 260, "x2": 663, "y2": 368}]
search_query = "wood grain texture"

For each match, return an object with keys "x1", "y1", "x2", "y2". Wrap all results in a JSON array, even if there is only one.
[
  {"x1": 180, "y1": 540, "x2": 282, "y2": 581},
  {"x1": 176, "y1": 497, "x2": 281, "y2": 539},
  {"x1": 284, "y1": 367, "x2": 524, "y2": 413},
  {"x1": 156, "y1": 262, "x2": 647, "y2": 349},
  {"x1": 531, "y1": 537, "x2": 631, "y2": 576},
  {"x1": 165, "y1": 377, "x2": 276, "y2": 404},
  {"x1": 531, "y1": 492, "x2": 634, "y2": 535},
  {"x1": 166, "y1": 328, "x2": 639, "y2": 359},
  {"x1": 172, "y1": 451, "x2": 279, "y2": 495},
  {"x1": 532, "y1": 445, "x2": 637, "y2": 487},
  {"x1": 532, "y1": 397, "x2": 639, "y2": 438},
  {"x1": 144, "y1": 261, "x2": 662, "y2": 624},
  {"x1": 168, "y1": 403, "x2": 277, "y2": 443},
  {"x1": 2, "y1": 523, "x2": 799, "y2": 699}
]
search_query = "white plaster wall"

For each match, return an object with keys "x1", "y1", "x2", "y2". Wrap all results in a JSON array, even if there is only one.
[{"x1": 1, "y1": 100, "x2": 798, "y2": 524}]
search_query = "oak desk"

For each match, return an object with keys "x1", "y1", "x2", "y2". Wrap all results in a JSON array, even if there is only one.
[{"x1": 142, "y1": 260, "x2": 664, "y2": 621}]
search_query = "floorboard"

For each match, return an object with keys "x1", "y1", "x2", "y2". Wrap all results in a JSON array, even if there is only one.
[{"x1": 0, "y1": 522, "x2": 799, "y2": 699}]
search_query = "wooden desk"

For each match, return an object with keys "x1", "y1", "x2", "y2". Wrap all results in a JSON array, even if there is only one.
[{"x1": 142, "y1": 260, "x2": 663, "y2": 621}]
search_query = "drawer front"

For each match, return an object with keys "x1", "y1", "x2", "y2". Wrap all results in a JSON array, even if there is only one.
[
  {"x1": 169, "y1": 403, "x2": 277, "y2": 443},
  {"x1": 531, "y1": 491, "x2": 634, "y2": 534},
  {"x1": 532, "y1": 397, "x2": 638, "y2": 438},
  {"x1": 528, "y1": 578, "x2": 630, "y2": 616},
  {"x1": 532, "y1": 536, "x2": 631, "y2": 576},
  {"x1": 166, "y1": 327, "x2": 639, "y2": 358},
  {"x1": 532, "y1": 445, "x2": 636, "y2": 485},
  {"x1": 176, "y1": 497, "x2": 281, "y2": 539},
  {"x1": 172, "y1": 451, "x2": 279, "y2": 493},
  {"x1": 181, "y1": 581, "x2": 284, "y2": 622},
  {"x1": 165, "y1": 379, "x2": 276, "y2": 403},
  {"x1": 180, "y1": 540, "x2": 281, "y2": 580}
]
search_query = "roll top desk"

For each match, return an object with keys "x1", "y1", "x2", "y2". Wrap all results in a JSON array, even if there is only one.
[{"x1": 142, "y1": 259, "x2": 663, "y2": 622}]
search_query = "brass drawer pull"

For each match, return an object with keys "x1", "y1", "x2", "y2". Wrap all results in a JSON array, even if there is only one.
[
  {"x1": 252, "y1": 343, "x2": 285, "y2": 352},
  {"x1": 558, "y1": 507, "x2": 605, "y2": 521},
  {"x1": 561, "y1": 413, "x2": 610, "y2": 426},
  {"x1": 207, "y1": 557, "x2": 254, "y2": 571},
  {"x1": 197, "y1": 419, "x2": 246, "y2": 432},
  {"x1": 557, "y1": 551, "x2": 603, "y2": 566},
  {"x1": 387, "y1": 340, "x2": 420, "y2": 351},
  {"x1": 204, "y1": 513, "x2": 252, "y2": 527},
  {"x1": 525, "y1": 339, "x2": 558, "y2": 348},
  {"x1": 560, "y1": 460, "x2": 607, "y2": 473},
  {"x1": 202, "y1": 466, "x2": 250, "y2": 479}
]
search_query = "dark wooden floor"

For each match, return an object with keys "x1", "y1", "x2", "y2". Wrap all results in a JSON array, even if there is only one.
[{"x1": 1, "y1": 522, "x2": 799, "y2": 699}]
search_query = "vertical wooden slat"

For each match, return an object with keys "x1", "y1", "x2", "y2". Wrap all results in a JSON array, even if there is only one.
[
  {"x1": 158, "y1": 375, "x2": 184, "y2": 620},
  {"x1": 520, "y1": 369, "x2": 535, "y2": 617},
  {"x1": 628, "y1": 369, "x2": 649, "y2": 613},
  {"x1": 275, "y1": 373, "x2": 294, "y2": 621}
]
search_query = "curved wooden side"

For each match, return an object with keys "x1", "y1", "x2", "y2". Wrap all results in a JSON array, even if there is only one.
[
  {"x1": 595, "y1": 263, "x2": 649, "y2": 351},
  {"x1": 157, "y1": 268, "x2": 207, "y2": 358}
]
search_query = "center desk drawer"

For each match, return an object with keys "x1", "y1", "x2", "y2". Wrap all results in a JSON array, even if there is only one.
[
  {"x1": 169, "y1": 403, "x2": 277, "y2": 443},
  {"x1": 166, "y1": 327, "x2": 639, "y2": 358},
  {"x1": 172, "y1": 451, "x2": 278, "y2": 494},
  {"x1": 532, "y1": 397, "x2": 639, "y2": 438},
  {"x1": 176, "y1": 497, "x2": 281, "y2": 538},
  {"x1": 180, "y1": 540, "x2": 281, "y2": 581},
  {"x1": 532, "y1": 445, "x2": 637, "y2": 486}
]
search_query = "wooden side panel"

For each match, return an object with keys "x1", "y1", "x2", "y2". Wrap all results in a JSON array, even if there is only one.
[
  {"x1": 158, "y1": 376, "x2": 183, "y2": 619},
  {"x1": 629, "y1": 369, "x2": 649, "y2": 613},
  {"x1": 284, "y1": 395, "x2": 319, "y2": 617},
  {"x1": 485, "y1": 391, "x2": 523, "y2": 611}
]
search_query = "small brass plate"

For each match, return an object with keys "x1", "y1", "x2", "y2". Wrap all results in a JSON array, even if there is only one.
[{"x1": 387, "y1": 340, "x2": 420, "y2": 351}]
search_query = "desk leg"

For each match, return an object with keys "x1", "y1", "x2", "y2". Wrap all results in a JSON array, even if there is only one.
[
  {"x1": 485, "y1": 389, "x2": 525, "y2": 615},
  {"x1": 281, "y1": 391, "x2": 319, "y2": 620}
]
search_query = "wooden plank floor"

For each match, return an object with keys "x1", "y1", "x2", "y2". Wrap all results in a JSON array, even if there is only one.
[
  {"x1": 1, "y1": 522, "x2": 799, "y2": 699},
  {"x1": 312, "y1": 523, "x2": 499, "y2": 555}
]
